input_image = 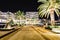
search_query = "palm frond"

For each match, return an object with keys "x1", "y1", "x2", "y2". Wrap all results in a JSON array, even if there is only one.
[
  {"x1": 38, "y1": 2, "x2": 49, "y2": 10},
  {"x1": 38, "y1": 0, "x2": 48, "y2": 3},
  {"x1": 41, "y1": 11, "x2": 47, "y2": 17},
  {"x1": 55, "y1": 9, "x2": 60, "y2": 17},
  {"x1": 44, "y1": 12, "x2": 48, "y2": 17},
  {"x1": 38, "y1": 2, "x2": 50, "y2": 18},
  {"x1": 38, "y1": 9, "x2": 46, "y2": 14},
  {"x1": 55, "y1": 3, "x2": 60, "y2": 9},
  {"x1": 47, "y1": 12, "x2": 50, "y2": 18},
  {"x1": 15, "y1": 10, "x2": 25, "y2": 19},
  {"x1": 39, "y1": 9, "x2": 48, "y2": 18}
]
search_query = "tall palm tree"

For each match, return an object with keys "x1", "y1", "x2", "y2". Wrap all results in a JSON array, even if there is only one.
[
  {"x1": 15, "y1": 10, "x2": 25, "y2": 26},
  {"x1": 38, "y1": 0, "x2": 60, "y2": 27},
  {"x1": 16, "y1": 10, "x2": 25, "y2": 20}
]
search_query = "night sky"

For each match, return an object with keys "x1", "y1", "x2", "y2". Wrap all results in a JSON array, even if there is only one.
[
  {"x1": 0, "y1": 0, "x2": 59, "y2": 19},
  {"x1": 0, "y1": 0, "x2": 39, "y2": 12}
]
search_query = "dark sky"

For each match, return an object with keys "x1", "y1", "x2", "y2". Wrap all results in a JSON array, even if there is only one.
[
  {"x1": 0, "y1": 0, "x2": 59, "y2": 20},
  {"x1": 0, "y1": 0, "x2": 39, "y2": 12}
]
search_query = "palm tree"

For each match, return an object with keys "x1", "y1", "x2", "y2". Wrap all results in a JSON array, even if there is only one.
[
  {"x1": 15, "y1": 10, "x2": 25, "y2": 26},
  {"x1": 16, "y1": 10, "x2": 25, "y2": 20},
  {"x1": 38, "y1": 0, "x2": 60, "y2": 27},
  {"x1": 4, "y1": 11, "x2": 12, "y2": 29}
]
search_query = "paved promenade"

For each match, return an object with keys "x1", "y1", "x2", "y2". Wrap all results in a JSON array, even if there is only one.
[{"x1": 1, "y1": 26, "x2": 60, "y2": 40}]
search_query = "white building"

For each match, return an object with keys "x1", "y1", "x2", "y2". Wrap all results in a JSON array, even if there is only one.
[
  {"x1": 25, "y1": 12, "x2": 38, "y2": 19},
  {"x1": 0, "y1": 11, "x2": 15, "y2": 23},
  {"x1": 25, "y1": 12, "x2": 40, "y2": 25},
  {"x1": 0, "y1": 11, "x2": 40, "y2": 25}
]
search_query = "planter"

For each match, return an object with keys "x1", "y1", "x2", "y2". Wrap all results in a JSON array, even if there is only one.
[{"x1": 52, "y1": 28, "x2": 60, "y2": 33}]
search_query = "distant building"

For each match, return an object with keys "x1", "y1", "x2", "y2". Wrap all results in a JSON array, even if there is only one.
[
  {"x1": 25, "y1": 12, "x2": 40, "y2": 24},
  {"x1": 25, "y1": 12, "x2": 39, "y2": 20},
  {"x1": 0, "y1": 11, "x2": 15, "y2": 23},
  {"x1": 0, "y1": 11, "x2": 41, "y2": 25}
]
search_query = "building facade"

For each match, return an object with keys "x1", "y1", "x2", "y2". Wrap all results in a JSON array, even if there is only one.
[{"x1": 25, "y1": 12, "x2": 40, "y2": 25}]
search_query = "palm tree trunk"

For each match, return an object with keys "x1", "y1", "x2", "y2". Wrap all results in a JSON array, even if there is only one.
[
  {"x1": 50, "y1": 10, "x2": 55, "y2": 27},
  {"x1": 4, "y1": 23, "x2": 9, "y2": 28}
]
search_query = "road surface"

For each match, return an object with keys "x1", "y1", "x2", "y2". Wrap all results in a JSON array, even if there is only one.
[{"x1": 1, "y1": 25, "x2": 60, "y2": 40}]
